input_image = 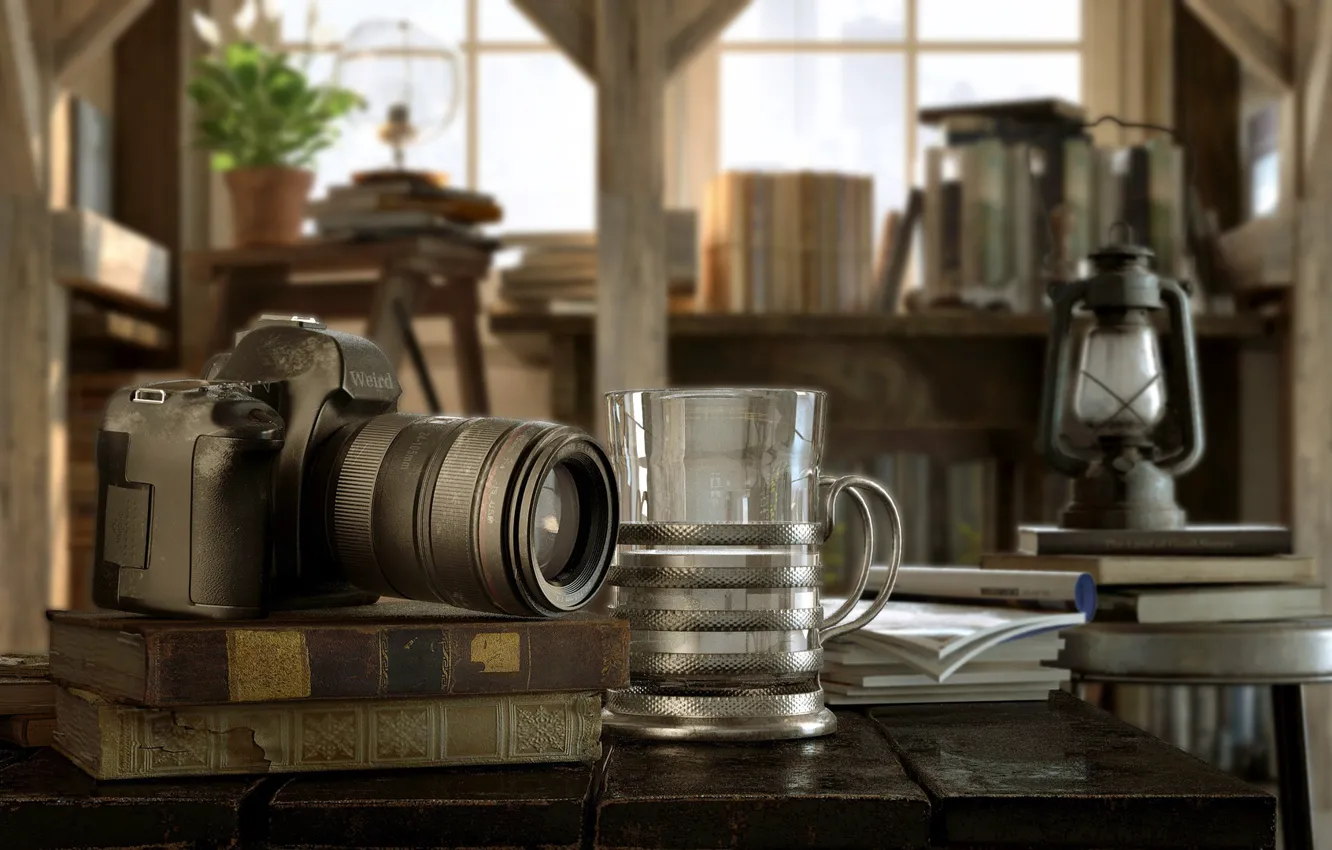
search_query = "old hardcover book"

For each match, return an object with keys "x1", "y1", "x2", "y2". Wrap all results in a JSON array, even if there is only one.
[
  {"x1": 1017, "y1": 524, "x2": 1293, "y2": 557},
  {"x1": 48, "y1": 604, "x2": 628, "y2": 707},
  {"x1": 55, "y1": 686, "x2": 603, "y2": 780},
  {"x1": 0, "y1": 714, "x2": 55, "y2": 747},
  {"x1": 980, "y1": 552, "x2": 1317, "y2": 586},
  {"x1": 1, "y1": 654, "x2": 55, "y2": 715}
]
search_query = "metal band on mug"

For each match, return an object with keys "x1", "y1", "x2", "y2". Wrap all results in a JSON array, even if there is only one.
[
  {"x1": 629, "y1": 649, "x2": 824, "y2": 678},
  {"x1": 629, "y1": 629, "x2": 816, "y2": 654},
  {"x1": 614, "y1": 586, "x2": 820, "y2": 613},
  {"x1": 615, "y1": 607, "x2": 822, "y2": 632},
  {"x1": 609, "y1": 565, "x2": 822, "y2": 589},
  {"x1": 617, "y1": 522, "x2": 824, "y2": 547},
  {"x1": 606, "y1": 686, "x2": 826, "y2": 718},
  {"x1": 616, "y1": 551, "x2": 821, "y2": 569}
]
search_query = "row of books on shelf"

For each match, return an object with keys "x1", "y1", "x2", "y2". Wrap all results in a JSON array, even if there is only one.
[
  {"x1": 918, "y1": 136, "x2": 1189, "y2": 312},
  {"x1": 697, "y1": 171, "x2": 876, "y2": 314}
]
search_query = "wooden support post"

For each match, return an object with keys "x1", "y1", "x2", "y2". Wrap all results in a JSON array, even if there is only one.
[
  {"x1": 0, "y1": 0, "x2": 62, "y2": 654},
  {"x1": 1182, "y1": 0, "x2": 1292, "y2": 90},
  {"x1": 594, "y1": 0, "x2": 668, "y2": 438}
]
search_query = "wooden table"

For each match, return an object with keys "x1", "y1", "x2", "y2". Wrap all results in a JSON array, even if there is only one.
[
  {"x1": 490, "y1": 309, "x2": 1282, "y2": 552},
  {"x1": 189, "y1": 238, "x2": 495, "y2": 415},
  {"x1": 0, "y1": 692, "x2": 1274, "y2": 849}
]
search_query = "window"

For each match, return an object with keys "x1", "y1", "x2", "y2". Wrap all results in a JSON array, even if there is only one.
[
  {"x1": 715, "y1": 0, "x2": 1084, "y2": 229},
  {"x1": 273, "y1": 0, "x2": 593, "y2": 232}
]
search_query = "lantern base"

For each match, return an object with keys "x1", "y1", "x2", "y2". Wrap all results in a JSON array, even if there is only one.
[{"x1": 1059, "y1": 457, "x2": 1187, "y2": 531}]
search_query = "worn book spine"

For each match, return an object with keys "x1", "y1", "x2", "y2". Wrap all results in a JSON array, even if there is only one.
[
  {"x1": 0, "y1": 714, "x2": 55, "y2": 748},
  {"x1": 48, "y1": 616, "x2": 628, "y2": 707},
  {"x1": 55, "y1": 687, "x2": 603, "y2": 781},
  {"x1": 1018, "y1": 526, "x2": 1294, "y2": 556}
]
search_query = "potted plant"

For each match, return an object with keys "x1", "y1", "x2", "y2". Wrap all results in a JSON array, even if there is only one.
[{"x1": 187, "y1": 30, "x2": 361, "y2": 246}]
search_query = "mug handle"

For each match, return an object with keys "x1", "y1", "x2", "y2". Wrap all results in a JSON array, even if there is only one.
[{"x1": 818, "y1": 474, "x2": 904, "y2": 643}]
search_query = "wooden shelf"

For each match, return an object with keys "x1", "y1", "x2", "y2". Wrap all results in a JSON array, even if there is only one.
[
  {"x1": 489, "y1": 307, "x2": 1274, "y2": 340},
  {"x1": 53, "y1": 207, "x2": 170, "y2": 311}
]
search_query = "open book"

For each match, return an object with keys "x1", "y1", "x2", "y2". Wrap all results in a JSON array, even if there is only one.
[{"x1": 821, "y1": 598, "x2": 1086, "y2": 681}]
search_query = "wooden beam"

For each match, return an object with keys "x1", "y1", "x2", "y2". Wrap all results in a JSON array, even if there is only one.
[
  {"x1": 52, "y1": 0, "x2": 151, "y2": 83},
  {"x1": 0, "y1": 0, "x2": 63, "y2": 654},
  {"x1": 666, "y1": 0, "x2": 750, "y2": 75},
  {"x1": 1182, "y1": 0, "x2": 1291, "y2": 91},
  {"x1": 511, "y1": 0, "x2": 596, "y2": 81},
  {"x1": 1302, "y1": 0, "x2": 1332, "y2": 178},
  {"x1": 595, "y1": 0, "x2": 667, "y2": 438},
  {"x1": 0, "y1": 0, "x2": 43, "y2": 197}
]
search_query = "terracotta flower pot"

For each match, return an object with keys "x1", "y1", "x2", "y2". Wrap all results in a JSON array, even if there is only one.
[{"x1": 224, "y1": 166, "x2": 314, "y2": 247}]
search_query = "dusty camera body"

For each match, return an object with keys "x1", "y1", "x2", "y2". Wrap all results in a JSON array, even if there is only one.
[{"x1": 93, "y1": 315, "x2": 617, "y2": 620}]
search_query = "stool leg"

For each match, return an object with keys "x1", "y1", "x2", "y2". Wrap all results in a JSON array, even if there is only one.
[{"x1": 1272, "y1": 684, "x2": 1314, "y2": 850}]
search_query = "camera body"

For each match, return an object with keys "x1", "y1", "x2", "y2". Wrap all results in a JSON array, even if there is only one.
[{"x1": 94, "y1": 316, "x2": 400, "y2": 618}]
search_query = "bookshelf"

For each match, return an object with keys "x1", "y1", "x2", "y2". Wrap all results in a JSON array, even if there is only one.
[{"x1": 490, "y1": 308, "x2": 1280, "y2": 555}]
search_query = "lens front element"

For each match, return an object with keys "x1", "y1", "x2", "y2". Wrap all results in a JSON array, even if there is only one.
[{"x1": 328, "y1": 414, "x2": 617, "y2": 617}]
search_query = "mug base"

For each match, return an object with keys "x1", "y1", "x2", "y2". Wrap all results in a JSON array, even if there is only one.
[{"x1": 601, "y1": 707, "x2": 838, "y2": 741}]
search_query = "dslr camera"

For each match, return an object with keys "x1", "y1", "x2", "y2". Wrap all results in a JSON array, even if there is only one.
[{"x1": 93, "y1": 315, "x2": 618, "y2": 620}]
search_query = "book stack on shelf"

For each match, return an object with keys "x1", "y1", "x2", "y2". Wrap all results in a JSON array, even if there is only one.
[
  {"x1": 909, "y1": 98, "x2": 1190, "y2": 313},
  {"x1": 698, "y1": 170, "x2": 875, "y2": 313},
  {"x1": 819, "y1": 566, "x2": 1094, "y2": 705},
  {"x1": 496, "y1": 210, "x2": 698, "y2": 314},
  {"x1": 44, "y1": 605, "x2": 626, "y2": 779},
  {"x1": 983, "y1": 526, "x2": 1321, "y2": 626},
  {"x1": 0, "y1": 655, "x2": 55, "y2": 748},
  {"x1": 308, "y1": 170, "x2": 503, "y2": 250}
]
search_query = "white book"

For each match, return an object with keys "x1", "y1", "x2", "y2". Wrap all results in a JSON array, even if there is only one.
[
  {"x1": 1098, "y1": 584, "x2": 1324, "y2": 624},
  {"x1": 823, "y1": 661, "x2": 1067, "y2": 690},
  {"x1": 824, "y1": 684, "x2": 1058, "y2": 706},
  {"x1": 822, "y1": 598, "x2": 1085, "y2": 681},
  {"x1": 824, "y1": 636, "x2": 1063, "y2": 668},
  {"x1": 870, "y1": 565, "x2": 1097, "y2": 614}
]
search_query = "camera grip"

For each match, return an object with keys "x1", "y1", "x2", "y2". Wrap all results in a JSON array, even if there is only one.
[{"x1": 189, "y1": 435, "x2": 280, "y2": 610}]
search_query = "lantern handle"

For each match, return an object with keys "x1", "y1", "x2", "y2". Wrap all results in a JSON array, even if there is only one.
[
  {"x1": 1156, "y1": 277, "x2": 1206, "y2": 474},
  {"x1": 1037, "y1": 278, "x2": 1096, "y2": 477}
]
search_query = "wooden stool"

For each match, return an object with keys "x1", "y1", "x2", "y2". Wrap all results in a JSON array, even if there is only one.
[{"x1": 187, "y1": 237, "x2": 494, "y2": 414}]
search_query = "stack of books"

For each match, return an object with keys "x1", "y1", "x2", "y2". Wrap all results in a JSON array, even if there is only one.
[
  {"x1": 820, "y1": 566, "x2": 1095, "y2": 705},
  {"x1": 497, "y1": 211, "x2": 698, "y2": 313},
  {"x1": 698, "y1": 170, "x2": 875, "y2": 314},
  {"x1": 308, "y1": 170, "x2": 503, "y2": 250},
  {"x1": 0, "y1": 655, "x2": 55, "y2": 748},
  {"x1": 45, "y1": 604, "x2": 627, "y2": 779},
  {"x1": 984, "y1": 525, "x2": 1322, "y2": 625}
]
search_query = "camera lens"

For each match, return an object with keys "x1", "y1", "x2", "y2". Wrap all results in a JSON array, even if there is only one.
[{"x1": 325, "y1": 414, "x2": 617, "y2": 617}]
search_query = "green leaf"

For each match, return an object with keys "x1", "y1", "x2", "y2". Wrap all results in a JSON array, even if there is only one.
[{"x1": 211, "y1": 151, "x2": 237, "y2": 170}]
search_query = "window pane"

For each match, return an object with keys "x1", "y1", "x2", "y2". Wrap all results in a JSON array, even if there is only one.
[
  {"x1": 918, "y1": 0, "x2": 1079, "y2": 42},
  {"x1": 479, "y1": 54, "x2": 594, "y2": 232},
  {"x1": 724, "y1": 0, "x2": 906, "y2": 42},
  {"x1": 720, "y1": 53, "x2": 907, "y2": 229},
  {"x1": 301, "y1": 52, "x2": 468, "y2": 198},
  {"x1": 479, "y1": 0, "x2": 546, "y2": 41},
  {"x1": 915, "y1": 52, "x2": 1081, "y2": 179},
  {"x1": 275, "y1": 0, "x2": 465, "y2": 44}
]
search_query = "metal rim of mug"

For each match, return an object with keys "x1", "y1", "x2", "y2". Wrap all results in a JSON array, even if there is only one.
[
  {"x1": 628, "y1": 649, "x2": 824, "y2": 677},
  {"x1": 614, "y1": 586, "x2": 821, "y2": 612},
  {"x1": 605, "y1": 686, "x2": 827, "y2": 718},
  {"x1": 614, "y1": 607, "x2": 823, "y2": 632},
  {"x1": 615, "y1": 550, "x2": 821, "y2": 568},
  {"x1": 617, "y1": 522, "x2": 825, "y2": 547},
  {"x1": 628, "y1": 629, "x2": 817, "y2": 654},
  {"x1": 608, "y1": 564, "x2": 823, "y2": 589}
]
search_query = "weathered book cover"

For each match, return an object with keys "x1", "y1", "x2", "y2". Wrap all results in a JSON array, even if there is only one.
[
  {"x1": 1017, "y1": 524, "x2": 1293, "y2": 557},
  {"x1": 1, "y1": 654, "x2": 55, "y2": 715},
  {"x1": 48, "y1": 604, "x2": 628, "y2": 707},
  {"x1": 55, "y1": 686, "x2": 603, "y2": 780},
  {"x1": 0, "y1": 714, "x2": 55, "y2": 747}
]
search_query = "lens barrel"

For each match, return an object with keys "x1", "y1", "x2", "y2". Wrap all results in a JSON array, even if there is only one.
[{"x1": 326, "y1": 413, "x2": 617, "y2": 617}]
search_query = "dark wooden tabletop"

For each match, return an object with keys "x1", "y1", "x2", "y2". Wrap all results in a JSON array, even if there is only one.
[{"x1": 0, "y1": 692, "x2": 1274, "y2": 850}]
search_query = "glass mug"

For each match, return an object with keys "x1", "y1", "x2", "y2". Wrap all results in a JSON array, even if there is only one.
[{"x1": 602, "y1": 388, "x2": 903, "y2": 740}]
